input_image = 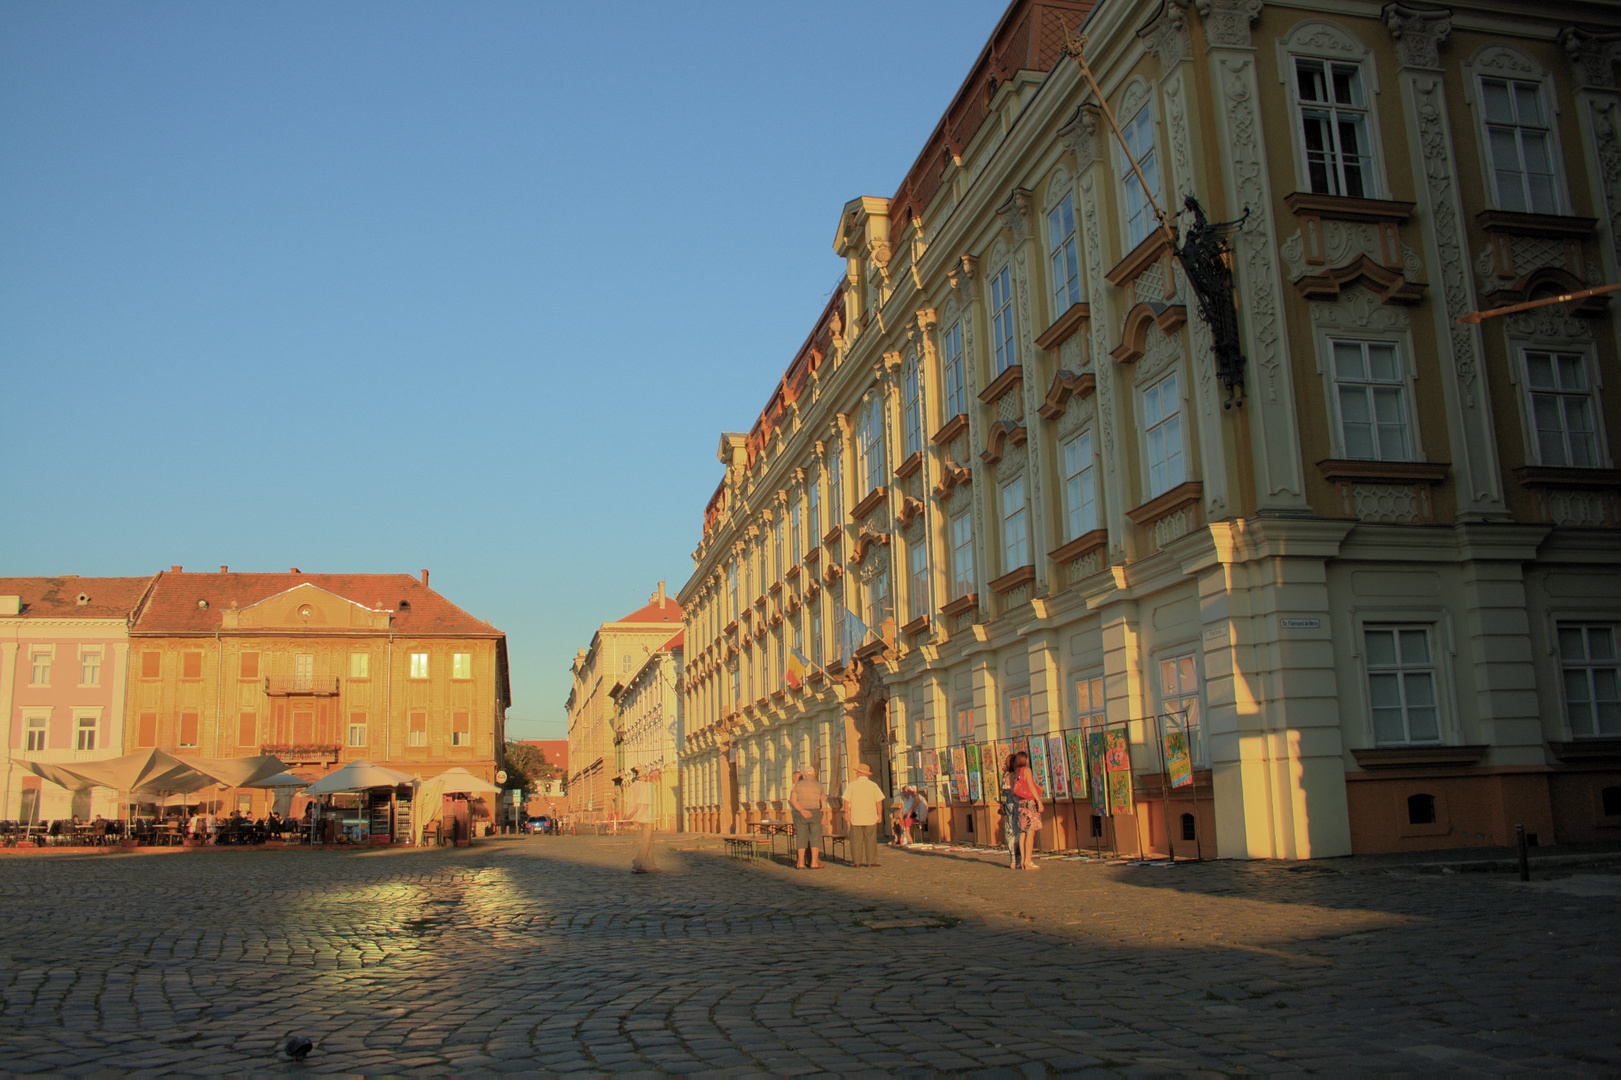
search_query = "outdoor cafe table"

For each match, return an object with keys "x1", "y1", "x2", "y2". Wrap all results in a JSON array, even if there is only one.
[{"x1": 754, "y1": 820, "x2": 793, "y2": 854}]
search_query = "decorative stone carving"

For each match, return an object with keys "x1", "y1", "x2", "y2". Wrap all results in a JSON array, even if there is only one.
[
  {"x1": 1506, "y1": 307, "x2": 1593, "y2": 345},
  {"x1": 1119, "y1": 79, "x2": 1151, "y2": 128},
  {"x1": 1221, "y1": 62, "x2": 1282, "y2": 402},
  {"x1": 1136, "y1": 322, "x2": 1186, "y2": 385},
  {"x1": 1195, "y1": 0, "x2": 1262, "y2": 49},
  {"x1": 1309, "y1": 286, "x2": 1413, "y2": 332},
  {"x1": 1284, "y1": 20, "x2": 1367, "y2": 58},
  {"x1": 1352, "y1": 483, "x2": 1423, "y2": 523},
  {"x1": 1412, "y1": 76, "x2": 1481, "y2": 409},
  {"x1": 1134, "y1": 261, "x2": 1168, "y2": 304},
  {"x1": 1382, "y1": 4, "x2": 1451, "y2": 71},
  {"x1": 1059, "y1": 105, "x2": 1103, "y2": 170},
  {"x1": 996, "y1": 445, "x2": 1027, "y2": 484},
  {"x1": 1560, "y1": 27, "x2": 1621, "y2": 91},
  {"x1": 1139, "y1": 0, "x2": 1191, "y2": 66},
  {"x1": 1473, "y1": 44, "x2": 1537, "y2": 78},
  {"x1": 1079, "y1": 156, "x2": 1125, "y2": 550},
  {"x1": 1282, "y1": 221, "x2": 1423, "y2": 282},
  {"x1": 997, "y1": 188, "x2": 1033, "y2": 246},
  {"x1": 1544, "y1": 490, "x2": 1612, "y2": 527},
  {"x1": 1065, "y1": 549, "x2": 1102, "y2": 584},
  {"x1": 1152, "y1": 506, "x2": 1196, "y2": 549}
]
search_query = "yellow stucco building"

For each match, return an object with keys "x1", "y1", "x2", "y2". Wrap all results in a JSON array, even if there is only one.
[{"x1": 678, "y1": 0, "x2": 1621, "y2": 858}]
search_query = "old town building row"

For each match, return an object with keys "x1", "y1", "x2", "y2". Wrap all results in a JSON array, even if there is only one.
[
  {"x1": 2, "y1": 569, "x2": 508, "y2": 823},
  {"x1": 673, "y1": 0, "x2": 1621, "y2": 857}
]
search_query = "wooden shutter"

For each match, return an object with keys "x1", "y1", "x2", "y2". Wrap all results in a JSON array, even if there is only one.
[
  {"x1": 142, "y1": 652, "x2": 161, "y2": 679},
  {"x1": 179, "y1": 712, "x2": 199, "y2": 747},
  {"x1": 182, "y1": 652, "x2": 203, "y2": 679},
  {"x1": 408, "y1": 710, "x2": 426, "y2": 746},
  {"x1": 240, "y1": 652, "x2": 259, "y2": 679},
  {"x1": 137, "y1": 712, "x2": 157, "y2": 747},
  {"x1": 293, "y1": 711, "x2": 313, "y2": 742},
  {"x1": 238, "y1": 711, "x2": 257, "y2": 749}
]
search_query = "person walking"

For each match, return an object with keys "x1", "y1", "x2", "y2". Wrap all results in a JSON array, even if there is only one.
[
  {"x1": 789, "y1": 768, "x2": 825, "y2": 869},
  {"x1": 627, "y1": 767, "x2": 658, "y2": 873},
  {"x1": 1007, "y1": 750, "x2": 1044, "y2": 871},
  {"x1": 911, "y1": 785, "x2": 930, "y2": 842},
  {"x1": 841, "y1": 763, "x2": 887, "y2": 867},
  {"x1": 1000, "y1": 757, "x2": 1024, "y2": 869}
]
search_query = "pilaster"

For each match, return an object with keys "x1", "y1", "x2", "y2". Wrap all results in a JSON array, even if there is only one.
[
  {"x1": 1385, "y1": 4, "x2": 1508, "y2": 519},
  {"x1": 1560, "y1": 27, "x2": 1621, "y2": 392},
  {"x1": 1198, "y1": 0, "x2": 1309, "y2": 512}
]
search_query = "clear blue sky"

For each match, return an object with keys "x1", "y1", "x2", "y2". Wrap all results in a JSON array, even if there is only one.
[{"x1": 1, "y1": 2, "x2": 1002, "y2": 739}]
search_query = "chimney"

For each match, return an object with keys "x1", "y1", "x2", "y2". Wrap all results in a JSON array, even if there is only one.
[
  {"x1": 220, "y1": 565, "x2": 228, "y2": 573},
  {"x1": 170, "y1": 565, "x2": 182, "y2": 573},
  {"x1": 421, "y1": 569, "x2": 430, "y2": 587},
  {"x1": 657, "y1": 581, "x2": 667, "y2": 609},
  {"x1": 289, "y1": 567, "x2": 300, "y2": 574}
]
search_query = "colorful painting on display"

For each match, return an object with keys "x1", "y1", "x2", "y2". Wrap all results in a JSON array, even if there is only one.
[
  {"x1": 965, "y1": 743, "x2": 984, "y2": 802},
  {"x1": 950, "y1": 746, "x2": 970, "y2": 803},
  {"x1": 922, "y1": 748, "x2": 939, "y2": 783},
  {"x1": 1104, "y1": 726, "x2": 1133, "y2": 815},
  {"x1": 1165, "y1": 728, "x2": 1193, "y2": 788},
  {"x1": 1086, "y1": 730, "x2": 1110, "y2": 815},
  {"x1": 981, "y1": 743, "x2": 1002, "y2": 803},
  {"x1": 1047, "y1": 735, "x2": 1070, "y2": 799},
  {"x1": 1063, "y1": 730, "x2": 1088, "y2": 799},
  {"x1": 1104, "y1": 728, "x2": 1130, "y2": 772},
  {"x1": 1026, "y1": 736, "x2": 1052, "y2": 799}
]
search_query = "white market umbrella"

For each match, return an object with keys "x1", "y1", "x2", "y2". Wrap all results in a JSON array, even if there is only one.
[
  {"x1": 429, "y1": 767, "x2": 501, "y2": 795},
  {"x1": 245, "y1": 770, "x2": 312, "y2": 819},
  {"x1": 301, "y1": 760, "x2": 415, "y2": 796},
  {"x1": 187, "y1": 755, "x2": 290, "y2": 789}
]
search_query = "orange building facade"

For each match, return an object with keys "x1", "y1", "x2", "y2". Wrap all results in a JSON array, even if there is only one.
[{"x1": 125, "y1": 568, "x2": 509, "y2": 814}]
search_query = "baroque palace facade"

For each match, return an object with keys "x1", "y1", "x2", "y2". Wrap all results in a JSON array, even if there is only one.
[{"x1": 677, "y1": 0, "x2": 1621, "y2": 857}]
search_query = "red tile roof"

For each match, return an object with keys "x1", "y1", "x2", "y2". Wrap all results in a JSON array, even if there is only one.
[
  {"x1": 612, "y1": 597, "x2": 683, "y2": 626},
  {"x1": 661, "y1": 630, "x2": 683, "y2": 653},
  {"x1": 0, "y1": 576, "x2": 156, "y2": 620},
  {"x1": 129, "y1": 571, "x2": 503, "y2": 637}
]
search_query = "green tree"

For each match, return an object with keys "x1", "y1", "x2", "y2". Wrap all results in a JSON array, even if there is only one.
[{"x1": 501, "y1": 741, "x2": 559, "y2": 795}]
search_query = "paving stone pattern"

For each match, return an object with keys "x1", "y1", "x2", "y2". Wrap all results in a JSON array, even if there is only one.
[{"x1": 0, "y1": 837, "x2": 1616, "y2": 1075}]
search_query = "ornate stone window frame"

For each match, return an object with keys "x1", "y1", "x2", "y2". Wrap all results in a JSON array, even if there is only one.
[
  {"x1": 1133, "y1": 331, "x2": 1194, "y2": 504},
  {"x1": 1275, "y1": 20, "x2": 1393, "y2": 201},
  {"x1": 1041, "y1": 163, "x2": 1084, "y2": 325},
  {"x1": 1503, "y1": 307, "x2": 1614, "y2": 471},
  {"x1": 1461, "y1": 44, "x2": 1572, "y2": 218},
  {"x1": 1310, "y1": 309, "x2": 1426, "y2": 465}
]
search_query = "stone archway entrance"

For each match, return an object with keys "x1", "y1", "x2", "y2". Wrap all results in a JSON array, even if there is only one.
[{"x1": 838, "y1": 653, "x2": 892, "y2": 798}]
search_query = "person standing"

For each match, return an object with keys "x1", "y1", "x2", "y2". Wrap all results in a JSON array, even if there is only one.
[
  {"x1": 1000, "y1": 757, "x2": 1024, "y2": 869},
  {"x1": 911, "y1": 785, "x2": 930, "y2": 842},
  {"x1": 840, "y1": 763, "x2": 887, "y2": 867},
  {"x1": 789, "y1": 768, "x2": 825, "y2": 869},
  {"x1": 627, "y1": 767, "x2": 657, "y2": 873},
  {"x1": 1008, "y1": 750, "x2": 1044, "y2": 871}
]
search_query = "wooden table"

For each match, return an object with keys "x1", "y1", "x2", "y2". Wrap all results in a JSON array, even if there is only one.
[{"x1": 754, "y1": 821, "x2": 793, "y2": 854}]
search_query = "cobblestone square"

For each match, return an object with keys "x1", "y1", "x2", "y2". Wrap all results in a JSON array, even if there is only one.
[{"x1": 1, "y1": 836, "x2": 1617, "y2": 1075}]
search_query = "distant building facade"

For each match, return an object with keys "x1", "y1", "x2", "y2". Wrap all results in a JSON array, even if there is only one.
[
  {"x1": 1, "y1": 577, "x2": 155, "y2": 822},
  {"x1": 678, "y1": 0, "x2": 1621, "y2": 857},
  {"x1": 566, "y1": 583, "x2": 682, "y2": 824},
  {"x1": 125, "y1": 568, "x2": 509, "y2": 815},
  {"x1": 517, "y1": 738, "x2": 569, "y2": 818},
  {"x1": 611, "y1": 631, "x2": 684, "y2": 831}
]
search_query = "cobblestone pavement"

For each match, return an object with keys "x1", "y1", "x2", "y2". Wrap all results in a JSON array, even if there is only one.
[{"x1": 1, "y1": 836, "x2": 1617, "y2": 1075}]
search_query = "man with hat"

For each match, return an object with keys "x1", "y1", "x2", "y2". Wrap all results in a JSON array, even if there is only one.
[{"x1": 840, "y1": 763, "x2": 888, "y2": 867}]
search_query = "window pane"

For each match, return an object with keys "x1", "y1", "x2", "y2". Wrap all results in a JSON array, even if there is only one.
[
  {"x1": 1565, "y1": 670, "x2": 1594, "y2": 735},
  {"x1": 1334, "y1": 341, "x2": 1367, "y2": 380},
  {"x1": 1297, "y1": 60, "x2": 1325, "y2": 102},
  {"x1": 1331, "y1": 64, "x2": 1362, "y2": 106},
  {"x1": 1587, "y1": 628, "x2": 1615, "y2": 662},
  {"x1": 1367, "y1": 343, "x2": 1399, "y2": 382},
  {"x1": 1514, "y1": 81, "x2": 1544, "y2": 125},
  {"x1": 1372, "y1": 705, "x2": 1406, "y2": 745},
  {"x1": 1481, "y1": 80, "x2": 1513, "y2": 123},
  {"x1": 1368, "y1": 672, "x2": 1401, "y2": 708},
  {"x1": 1399, "y1": 629, "x2": 1431, "y2": 666},
  {"x1": 1559, "y1": 627, "x2": 1588, "y2": 660},
  {"x1": 1556, "y1": 354, "x2": 1587, "y2": 391},
  {"x1": 1366, "y1": 630, "x2": 1396, "y2": 666},
  {"x1": 1406, "y1": 705, "x2": 1440, "y2": 743},
  {"x1": 1526, "y1": 353, "x2": 1556, "y2": 388}
]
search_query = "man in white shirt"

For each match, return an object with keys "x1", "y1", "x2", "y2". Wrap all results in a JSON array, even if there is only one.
[
  {"x1": 840, "y1": 763, "x2": 888, "y2": 867},
  {"x1": 626, "y1": 768, "x2": 657, "y2": 873}
]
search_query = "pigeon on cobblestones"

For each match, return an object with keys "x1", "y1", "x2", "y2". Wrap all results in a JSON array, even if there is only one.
[{"x1": 285, "y1": 1035, "x2": 313, "y2": 1061}]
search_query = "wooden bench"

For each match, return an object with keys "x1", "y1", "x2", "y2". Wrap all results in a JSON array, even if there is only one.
[
  {"x1": 722, "y1": 834, "x2": 771, "y2": 861},
  {"x1": 821, "y1": 832, "x2": 850, "y2": 863}
]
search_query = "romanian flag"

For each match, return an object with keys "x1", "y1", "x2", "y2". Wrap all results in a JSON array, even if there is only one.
[{"x1": 785, "y1": 648, "x2": 810, "y2": 690}]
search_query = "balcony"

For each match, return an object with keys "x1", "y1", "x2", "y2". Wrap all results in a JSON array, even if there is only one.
[{"x1": 264, "y1": 676, "x2": 341, "y2": 697}]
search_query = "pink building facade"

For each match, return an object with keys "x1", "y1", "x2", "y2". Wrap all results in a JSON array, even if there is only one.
[{"x1": 0, "y1": 577, "x2": 154, "y2": 822}]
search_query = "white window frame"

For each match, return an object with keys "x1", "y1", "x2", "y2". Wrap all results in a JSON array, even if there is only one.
[
  {"x1": 902, "y1": 356, "x2": 923, "y2": 459},
  {"x1": 1046, "y1": 192, "x2": 1081, "y2": 318},
  {"x1": 867, "y1": 566, "x2": 890, "y2": 632},
  {"x1": 1000, "y1": 476, "x2": 1029, "y2": 571},
  {"x1": 452, "y1": 653, "x2": 472, "y2": 681},
  {"x1": 29, "y1": 647, "x2": 52, "y2": 687},
  {"x1": 772, "y1": 516, "x2": 784, "y2": 581},
  {"x1": 1118, "y1": 102, "x2": 1163, "y2": 250},
  {"x1": 856, "y1": 396, "x2": 886, "y2": 497},
  {"x1": 1520, "y1": 347, "x2": 1606, "y2": 468},
  {"x1": 789, "y1": 497, "x2": 803, "y2": 566},
  {"x1": 75, "y1": 713, "x2": 98, "y2": 752},
  {"x1": 827, "y1": 439, "x2": 844, "y2": 524},
  {"x1": 908, "y1": 541, "x2": 929, "y2": 622},
  {"x1": 1156, "y1": 651, "x2": 1205, "y2": 767},
  {"x1": 1289, "y1": 55, "x2": 1378, "y2": 198},
  {"x1": 293, "y1": 653, "x2": 314, "y2": 690},
  {"x1": 942, "y1": 320, "x2": 966, "y2": 418},
  {"x1": 990, "y1": 266, "x2": 1017, "y2": 375},
  {"x1": 950, "y1": 513, "x2": 975, "y2": 600},
  {"x1": 1363, "y1": 624, "x2": 1445, "y2": 746},
  {"x1": 1074, "y1": 672, "x2": 1106, "y2": 730},
  {"x1": 79, "y1": 647, "x2": 102, "y2": 688},
  {"x1": 1327, "y1": 336, "x2": 1419, "y2": 462},
  {"x1": 1141, "y1": 371, "x2": 1186, "y2": 499},
  {"x1": 1060, "y1": 430, "x2": 1098, "y2": 541},
  {"x1": 1558, "y1": 623, "x2": 1620, "y2": 739},
  {"x1": 1005, "y1": 693, "x2": 1033, "y2": 738},
  {"x1": 349, "y1": 652, "x2": 370, "y2": 680},
  {"x1": 24, "y1": 712, "x2": 48, "y2": 753},
  {"x1": 727, "y1": 561, "x2": 739, "y2": 620},
  {"x1": 1465, "y1": 57, "x2": 1566, "y2": 216},
  {"x1": 409, "y1": 653, "x2": 429, "y2": 680},
  {"x1": 806, "y1": 471, "x2": 821, "y2": 542},
  {"x1": 349, "y1": 720, "x2": 368, "y2": 748}
]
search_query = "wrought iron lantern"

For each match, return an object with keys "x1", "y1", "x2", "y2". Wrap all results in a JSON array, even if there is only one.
[{"x1": 1172, "y1": 196, "x2": 1249, "y2": 408}]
